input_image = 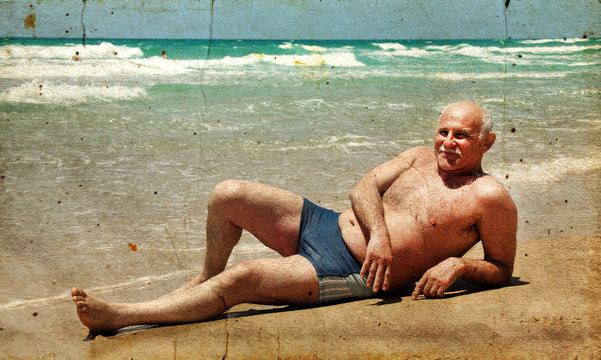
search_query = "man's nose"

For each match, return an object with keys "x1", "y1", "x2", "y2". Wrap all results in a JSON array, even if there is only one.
[{"x1": 443, "y1": 136, "x2": 456, "y2": 148}]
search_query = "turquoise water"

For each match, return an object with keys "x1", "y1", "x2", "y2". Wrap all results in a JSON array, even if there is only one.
[{"x1": 0, "y1": 38, "x2": 600, "y2": 308}]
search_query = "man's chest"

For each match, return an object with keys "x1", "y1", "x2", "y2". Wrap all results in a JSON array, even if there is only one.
[{"x1": 383, "y1": 170, "x2": 480, "y2": 228}]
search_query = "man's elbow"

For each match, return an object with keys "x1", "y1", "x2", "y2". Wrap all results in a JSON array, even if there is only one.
[
  {"x1": 349, "y1": 180, "x2": 370, "y2": 204},
  {"x1": 497, "y1": 273, "x2": 512, "y2": 287},
  {"x1": 481, "y1": 255, "x2": 514, "y2": 287},
  {"x1": 477, "y1": 261, "x2": 513, "y2": 288},
  {"x1": 492, "y1": 265, "x2": 514, "y2": 287},
  {"x1": 349, "y1": 186, "x2": 362, "y2": 204}
]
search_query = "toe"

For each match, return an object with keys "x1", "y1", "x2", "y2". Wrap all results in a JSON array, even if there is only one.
[{"x1": 71, "y1": 288, "x2": 87, "y2": 298}]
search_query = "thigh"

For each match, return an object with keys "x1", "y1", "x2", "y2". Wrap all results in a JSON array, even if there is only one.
[
  {"x1": 213, "y1": 180, "x2": 304, "y2": 256},
  {"x1": 224, "y1": 255, "x2": 319, "y2": 306}
]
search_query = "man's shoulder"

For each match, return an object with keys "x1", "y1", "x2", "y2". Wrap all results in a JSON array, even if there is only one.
[
  {"x1": 411, "y1": 146, "x2": 434, "y2": 155},
  {"x1": 400, "y1": 146, "x2": 434, "y2": 161},
  {"x1": 472, "y1": 175, "x2": 518, "y2": 242},
  {"x1": 389, "y1": 146, "x2": 435, "y2": 169},
  {"x1": 473, "y1": 174, "x2": 509, "y2": 197},
  {"x1": 472, "y1": 175, "x2": 517, "y2": 211}
]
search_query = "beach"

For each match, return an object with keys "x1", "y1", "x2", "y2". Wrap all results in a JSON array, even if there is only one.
[
  {"x1": 0, "y1": 235, "x2": 599, "y2": 359},
  {"x1": 0, "y1": 38, "x2": 600, "y2": 358}
]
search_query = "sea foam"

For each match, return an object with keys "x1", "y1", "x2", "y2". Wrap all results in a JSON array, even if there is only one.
[
  {"x1": 0, "y1": 80, "x2": 147, "y2": 105},
  {"x1": 0, "y1": 42, "x2": 143, "y2": 60},
  {"x1": 491, "y1": 156, "x2": 601, "y2": 185}
]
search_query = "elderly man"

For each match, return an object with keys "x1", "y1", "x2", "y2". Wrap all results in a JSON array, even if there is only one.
[{"x1": 72, "y1": 101, "x2": 517, "y2": 333}]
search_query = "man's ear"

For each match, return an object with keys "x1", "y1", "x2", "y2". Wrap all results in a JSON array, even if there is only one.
[{"x1": 483, "y1": 132, "x2": 496, "y2": 152}]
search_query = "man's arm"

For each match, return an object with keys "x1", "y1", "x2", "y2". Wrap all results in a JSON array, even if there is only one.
[
  {"x1": 412, "y1": 182, "x2": 517, "y2": 299},
  {"x1": 350, "y1": 146, "x2": 423, "y2": 293}
]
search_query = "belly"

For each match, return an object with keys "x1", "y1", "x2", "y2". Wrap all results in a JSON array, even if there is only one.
[
  {"x1": 339, "y1": 207, "x2": 425, "y2": 261},
  {"x1": 339, "y1": 208, "x2": 424, "y2": 288},
  {"x1": 338, "y1": 208, "x2": 368, "y2": 262}
]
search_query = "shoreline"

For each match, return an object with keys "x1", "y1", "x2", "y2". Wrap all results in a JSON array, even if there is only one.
[{"x1": 1, "y1": 234, "x2": 599, "y2": 359}]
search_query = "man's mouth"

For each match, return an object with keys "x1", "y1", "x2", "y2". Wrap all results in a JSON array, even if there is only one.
[{"x1": 438, "y1": 145, "x2": 461, "y2": 156}]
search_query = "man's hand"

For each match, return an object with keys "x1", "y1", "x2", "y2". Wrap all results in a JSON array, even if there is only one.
[
  {"x1": 412, "y1": 257, "x2": 465, "y2": 300},
  {"x1": 360, "y1": 235, "x2": 393, "y2": 293}
]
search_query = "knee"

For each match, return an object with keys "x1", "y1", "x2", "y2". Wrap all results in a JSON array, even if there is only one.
[
  {"x1": 227, "y1": 261, "x2": 261, "y2": 288},
  {"x1": 208, "y1": 180, "x2": 248, "y2": 209},
  {"x1": 217, "y1": 261, "x2": 262, "y2": 304}
]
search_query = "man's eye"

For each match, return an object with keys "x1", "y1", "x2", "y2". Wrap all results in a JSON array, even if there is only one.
[
  {"x1": 439, "y1": 131, "x2": 448, "y2": 136},
  {"x1": 455, "y1": 134, "x2": 467, "y2": 139}
]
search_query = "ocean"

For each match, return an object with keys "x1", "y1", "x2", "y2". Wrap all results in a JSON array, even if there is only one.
[{"x1": 0, "y1": 38, "x2": 600, "y2": 309}]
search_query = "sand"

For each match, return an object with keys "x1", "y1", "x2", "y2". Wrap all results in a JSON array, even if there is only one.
[{"x1": 0, "y1": 234, "x2": 599, "y2": 359}]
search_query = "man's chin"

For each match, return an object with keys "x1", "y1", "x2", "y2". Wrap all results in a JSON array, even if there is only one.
[{"x1": 437, "y1": 155, "x2": 460, "y2": 170}]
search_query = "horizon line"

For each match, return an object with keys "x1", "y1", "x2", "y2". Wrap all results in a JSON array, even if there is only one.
[{"x1": 1, "y1": 36, "x2": 596, "y2": 42}]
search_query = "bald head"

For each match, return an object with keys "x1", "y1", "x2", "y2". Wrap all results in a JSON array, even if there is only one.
[
  {"x1": 439, "y1": 101, "x2": 493, "y2": 138},
  {"x1": 434, "y1": 101, "x2": 497, "y2": 174}
]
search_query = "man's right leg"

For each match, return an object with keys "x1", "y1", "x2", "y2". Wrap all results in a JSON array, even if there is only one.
[
  {"x1": 193, "y1": 180, "x2": 304, "y2": 285},
  {"x1": 71, "y1": 180, "x2": 313, "y2": 332},
  {"x1": 72, "y1": 254, "x2": 318, "y2": 332}
]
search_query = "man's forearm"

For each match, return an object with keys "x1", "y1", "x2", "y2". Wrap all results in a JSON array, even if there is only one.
[
  {"x1": 350, "y1": 173, "x2": 394, "y2": 292},
  {"x1": 349, "y1": 174, "x2": 389, "y2": 240},
  {"x1": 457, "y1": 257, "x2": 513, "y2": 286},
  {"x1": 348, "y1": 150, "x2": 417, "y2": 239},
  {"x1": 412, "y1": 256, "x2": 513, "y2": 300}
]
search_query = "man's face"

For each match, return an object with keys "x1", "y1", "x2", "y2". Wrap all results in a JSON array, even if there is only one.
[{"x1": 434, "y1": 106, "x2": 492, "y2": 174}]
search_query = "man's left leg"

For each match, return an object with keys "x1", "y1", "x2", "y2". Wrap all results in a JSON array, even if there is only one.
[
  {"x1": 72, "y1": 254, "x2": 318, "y2": 332},
  {"x1": 158, "y1": 180, "x2": 304, "y2": 298},
  {"x1": 192, "y1": 180, "x2": 305, "y2": 285}
]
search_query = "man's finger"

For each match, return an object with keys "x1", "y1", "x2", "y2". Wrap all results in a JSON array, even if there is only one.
[
  {"x1": 375, "y1": 265, "x2": 391, "y2": 292},
  {"x1": 412, "y1": 277, "x2": 426, "y2": 300},
  {"x1": 360, "y1": 260, "x2": 370, "y2": 279},
  {"x1": 423, "y1": 280, "x2": 434, "y2": 298},
  {"x1": 427, "y1": 285, "x2": 438, "y2": 298},
  {"x1": 382, "y1": 265, "x2": 392, "y2": 291},
  {"x1": 372, "y1": 263, "x2": 385, "y2": 293},
  {"x1": 366, "y1": 261, "x2": 378, "y2": 287}
]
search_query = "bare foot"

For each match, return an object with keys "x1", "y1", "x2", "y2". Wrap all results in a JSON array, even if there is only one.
[{"x1": 71, "y1": 288, "x2": 126, "y2": 333}]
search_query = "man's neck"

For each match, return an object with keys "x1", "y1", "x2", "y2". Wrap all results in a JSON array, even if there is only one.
[{"x1": 437, "y1": 166, "x2": 485, "y2": 189}]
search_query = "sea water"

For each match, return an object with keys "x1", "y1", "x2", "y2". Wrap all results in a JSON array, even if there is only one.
[{"x1": 0, "y1": 38, "x2": 600, "y2": 308}]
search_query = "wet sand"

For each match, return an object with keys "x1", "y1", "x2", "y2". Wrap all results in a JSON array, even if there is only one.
[{"x1": 1, "y1": 234, "x2": 599, "y2": 359}]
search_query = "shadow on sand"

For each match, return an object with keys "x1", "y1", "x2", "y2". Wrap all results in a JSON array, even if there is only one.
[
  {"x1": 397, "y1": 276, "x2": 529, "y2": 302},
  {"x1": 84, "y1": 276, "x2": 529, "y2": 341}
]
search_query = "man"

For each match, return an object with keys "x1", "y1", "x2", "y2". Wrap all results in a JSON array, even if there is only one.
[{"x1": 72, "y1": 101, "x2": 517, "y2": 333}]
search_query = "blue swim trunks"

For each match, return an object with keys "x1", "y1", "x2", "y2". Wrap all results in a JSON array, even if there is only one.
[{"x1": 297, "y1": 199, "x2": 374, "y2": 303}]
